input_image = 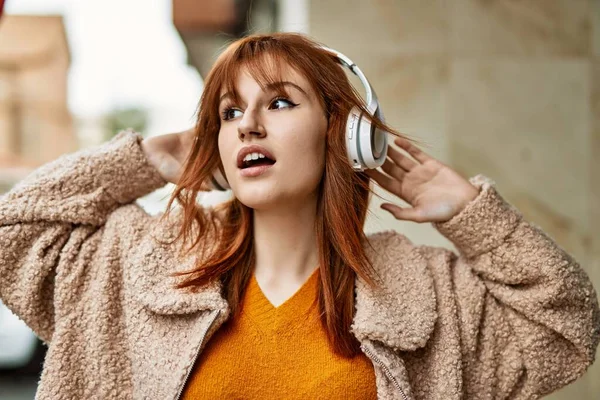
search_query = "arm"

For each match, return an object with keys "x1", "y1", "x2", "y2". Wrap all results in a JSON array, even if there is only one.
[
  {"x1": 0, "y1": 129, "x2": 167, "y2": 342},
  {"x1": 428, "y1": 174, "x2": 600, "y2": 398}
]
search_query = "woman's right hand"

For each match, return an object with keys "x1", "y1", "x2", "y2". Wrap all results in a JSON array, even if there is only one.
[{"x1": 141, "y1": 128, "x2": 211, "y2": 189}]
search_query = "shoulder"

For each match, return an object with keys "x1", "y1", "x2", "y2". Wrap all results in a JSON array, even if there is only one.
[
  {"x1": 364, "y1": 229, "x2": 454, "y2": 270},
  {"x1": 363, "y1": 229, "x2": 459, "y2": 304},
  {"x1": 363, "y1": 229, "x2": 416, "y2": 260}
]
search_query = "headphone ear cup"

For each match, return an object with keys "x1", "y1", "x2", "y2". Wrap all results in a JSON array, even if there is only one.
[
  {"x1": 345, "y1": 107, "x2": 363, "y2": 170},
  {"x1": 370, "y1": 125, "x2": 388, "y2": 165},
  {"x1": 370, "y1": 106, "x2": 388, "y2": 165},
  {"x1": 345, "y1": 107, "x2": 388, "y2": 171},
  {"x1": 358, "y1": 112, "x2": 387, "y2": 170}
]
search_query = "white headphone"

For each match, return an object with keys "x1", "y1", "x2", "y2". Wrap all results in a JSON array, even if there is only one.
[{"x1": 209, "y1": 46, "x2": 388, "y2": 191}]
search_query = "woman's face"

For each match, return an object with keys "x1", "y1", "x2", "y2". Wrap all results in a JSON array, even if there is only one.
[{"x1": 217, "y1": 64, "x2": 328, "y2": 210}]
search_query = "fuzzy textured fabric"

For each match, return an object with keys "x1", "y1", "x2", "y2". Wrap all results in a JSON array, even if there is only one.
[
  {"x1": 180, "y1": 267, "x2": 378, "y2": 399},
  {"x1": 0, "y1": 129, "x2": 598, "y2": 400}
]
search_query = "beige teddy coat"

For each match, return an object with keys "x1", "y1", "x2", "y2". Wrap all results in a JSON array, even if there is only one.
[{"x1": 0, "y1": 129, "x2": 598, "y2": 400}]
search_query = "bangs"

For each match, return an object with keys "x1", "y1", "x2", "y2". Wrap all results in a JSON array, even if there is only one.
[
  {"x1": 199, "y1": 32, "x2": 359, "y2": 130},
  {"x1": 215, "y1": 41, "x2": 313, "y2": 107}
]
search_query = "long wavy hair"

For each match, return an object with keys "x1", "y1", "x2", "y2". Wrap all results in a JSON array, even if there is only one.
[{"x1": 157, "y1": 32, "x2": 419, "y2": 358}]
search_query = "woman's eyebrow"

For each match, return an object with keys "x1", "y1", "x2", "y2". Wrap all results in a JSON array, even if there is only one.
[
  {"x1": 264, "y1": 81, "x2": 308, "y2": 97},
  {"x1": 219, "y1": 81, "x2": 309, "y2": 104}
]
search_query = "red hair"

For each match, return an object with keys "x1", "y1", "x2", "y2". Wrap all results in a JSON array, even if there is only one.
[{"x1": 158, "y1": 32, "x2": 420, "y2": 358}]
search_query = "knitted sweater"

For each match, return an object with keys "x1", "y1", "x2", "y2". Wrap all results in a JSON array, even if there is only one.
[
  {"x1": 0, "y1": 129, "x2": 598, "y2": 399},
  {"x1": 181, "y1": 267, "x2": 378, "y2": 399}
]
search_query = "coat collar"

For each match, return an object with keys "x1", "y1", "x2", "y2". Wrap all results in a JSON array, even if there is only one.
[{"x1": 126, "y1": 211, "x2": 437, "y2": 352}]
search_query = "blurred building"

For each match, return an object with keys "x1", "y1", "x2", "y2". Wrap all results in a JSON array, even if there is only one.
[
  {"x1": 0, "y1": 15, "x2": 76, "y2": 192},
  {"x1": 173, "y1": 0, "x2": 277, "y2": 78}
]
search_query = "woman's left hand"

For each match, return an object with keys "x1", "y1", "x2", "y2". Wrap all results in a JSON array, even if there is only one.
[{"x1": 364, "y1": 136, "x2": 481, "y2": 223}]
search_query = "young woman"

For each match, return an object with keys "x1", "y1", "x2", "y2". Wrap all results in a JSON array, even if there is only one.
[{"x1": 0, "y1": 32, "x2": 598, "y2": 400}]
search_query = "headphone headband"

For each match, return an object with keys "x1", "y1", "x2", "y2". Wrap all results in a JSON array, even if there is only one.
[{"x1": 318, "y1": 46, "x2": 381, "y2": 117}]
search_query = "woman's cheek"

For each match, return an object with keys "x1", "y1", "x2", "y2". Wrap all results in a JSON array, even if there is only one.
[{"x1": 302, "y1": 153, "x2": 326, "y2": 188}]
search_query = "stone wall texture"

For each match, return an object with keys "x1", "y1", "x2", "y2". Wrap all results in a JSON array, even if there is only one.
[{"x1": 309, "y1": 1, "x2": 600, "y2": 398}]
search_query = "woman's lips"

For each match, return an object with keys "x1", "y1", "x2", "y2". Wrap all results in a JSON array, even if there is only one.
[{"x1": 239, "y1": 163, "x2": 275, "y2": 178}]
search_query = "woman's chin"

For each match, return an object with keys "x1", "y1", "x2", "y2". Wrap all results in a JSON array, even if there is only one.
[
  {"x1": 233, "y1": 186, "x2": 280, "y2": 210},
  {"x1": 238, "y1": 198, "x2": 279, "y2": 211}
]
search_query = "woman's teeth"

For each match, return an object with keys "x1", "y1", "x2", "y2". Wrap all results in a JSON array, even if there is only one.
[{"x1": 243, "y1": 152, "x2": 266, "y2": 163}]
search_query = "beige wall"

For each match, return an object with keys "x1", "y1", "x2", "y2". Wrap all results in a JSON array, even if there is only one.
[{"x1": 309, "y1": 0, "x2": 599, "y2": 398}]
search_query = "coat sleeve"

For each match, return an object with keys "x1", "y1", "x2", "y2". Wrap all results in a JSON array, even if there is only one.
[
  {"x1": 0, "y1": 129, "x2": 168, "y2": 343},
  {"x1": 428, "y1": 174, "x2": 600, "y2": 399}
]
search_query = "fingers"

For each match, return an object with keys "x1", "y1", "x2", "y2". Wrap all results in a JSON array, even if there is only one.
[
  {"x1": 381, "y1": 157, "x2": 406, "y2": 181},
  {"x1": 387, "y1": 145, "x2": 418, "y2": 172},
  {"x1": 393, "y1": 137, "x2": 431, "y2": 165},
  {"x1": 366, "y1": 137, "x2": 433, "y2": 224},
  {"x1": 365, "y1": 136, "x2": 432, "y2": 201},
  {"x1": 380, "y1": 203, "x2": 424, "y2": 223},
  {"x1": 365, "y1": 167, "x2": 401, "y2": 195}
]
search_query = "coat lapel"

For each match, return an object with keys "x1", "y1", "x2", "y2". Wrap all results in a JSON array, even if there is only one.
[
  {"x1": 353, "y1": 230, "x2": 437, "y2": 352},
  {"x1": 127, "y1": 211, "x2": 437, "y2": 353},
  {"x1": 125, "y1": 208, "x2": 231, "y2": 316}
]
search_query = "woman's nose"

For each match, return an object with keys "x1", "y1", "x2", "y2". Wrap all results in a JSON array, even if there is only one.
[{"x1": 237, "y1": 110, "x2": 266, "y2": 141}]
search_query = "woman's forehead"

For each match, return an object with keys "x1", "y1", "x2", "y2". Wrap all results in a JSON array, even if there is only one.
[{"x1": 218, "y1": 62, "x2": 315, "y2": 99}]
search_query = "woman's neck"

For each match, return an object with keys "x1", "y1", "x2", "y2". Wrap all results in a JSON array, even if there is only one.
[{"x1": 251, "y1": 195, "x2": 320, "y2": 284}]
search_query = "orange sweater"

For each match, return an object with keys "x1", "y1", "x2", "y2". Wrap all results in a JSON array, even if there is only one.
[{"x1": 181, "y1": 267, "x2": 377, "y2": 399}]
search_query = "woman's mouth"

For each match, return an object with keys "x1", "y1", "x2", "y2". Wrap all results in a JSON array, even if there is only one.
[
  {"x1": 239, "y1": 163, "x2": 274, "y2": 177},
  {"x1": 237, "y1": 147, "x2": 276, "y2": 178},
  {"x1": 239, "y1": 159, "x2": 276, "y2": 178}
]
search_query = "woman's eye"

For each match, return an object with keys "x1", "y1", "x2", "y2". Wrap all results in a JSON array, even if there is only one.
[
  {"x1": 269, "y1": 98, "x2": 297, "y2": 110},
  {"x1": 222, "y1": 108, "x2": 243, "y2": 120}
]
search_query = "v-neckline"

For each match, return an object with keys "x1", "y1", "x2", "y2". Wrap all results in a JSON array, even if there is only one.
[
  {"x1": 251, "y1": 267, "x2": 320, "y2": 310},
  {"x1": 241, "y1": 267, "x2": 320, "y2": 334}
]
